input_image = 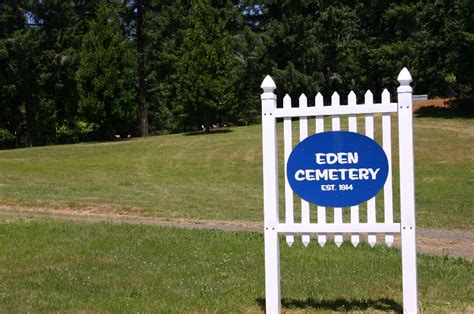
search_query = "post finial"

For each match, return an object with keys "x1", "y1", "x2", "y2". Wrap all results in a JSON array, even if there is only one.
[
  {"x1": 397, "y1": 67, "x2": 413, "y2": 94},
  {"x1": 261, "y1": 75, "x2": 276, "y2": 93},
  {"x1": 397, "y1": 67, "x2": 412, "y2": 86}
]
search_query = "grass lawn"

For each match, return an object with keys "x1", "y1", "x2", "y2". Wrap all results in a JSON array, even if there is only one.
[
  {"x1": 0, "y1": 218, "x2": 472, "y2": 312},
  {"x1": 0, "y1": 116, "x2": 472, "y2": 230}
]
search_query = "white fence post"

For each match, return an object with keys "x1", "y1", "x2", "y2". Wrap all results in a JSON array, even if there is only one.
[
  {"x1": 397, "y1": 68, "x2": 418, "y2": 313},
  {"x1": 261, "y1": 75, "x2": 281, "y2": 314}
]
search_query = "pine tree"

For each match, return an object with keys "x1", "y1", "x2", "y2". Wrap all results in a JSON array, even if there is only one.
[
  {"x1": 76, "y1": 4, "x2": 137, "y2": 140},
  {"x1": 175, "y1": 0, "x2": 238, "y2": 132},
  {"x1": 136, "y1": 0, "x2": 149, "y2": 136}
]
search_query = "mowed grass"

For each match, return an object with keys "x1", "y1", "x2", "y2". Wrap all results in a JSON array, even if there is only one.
[
  {"x1": 0, "y1": 218, "x2": 472, "y2": 312},
  {"x1": 0, "y1": 116, "x2": 472, "y2": 230}
]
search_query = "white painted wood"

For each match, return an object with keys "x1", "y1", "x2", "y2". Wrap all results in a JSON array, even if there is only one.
[
  {"x1": 315, "y1": 93, "x2": 325, "y2": 133},
  {"x1": 331, "y1": 92, "x2": 341, "y2": 130},
  {"x1": 397, "y1": 68, "x2": 418, "y2": 313},
  {"x1": 299, "y1": 94, "x2": 310, "y2": 247},
  {"x1": 277, "y1": 223, "x2": 400, "y2": 233},
  {"x1": 283, "y1": 95, "x2": 294, "y2": 247},
  {"x1": 261, "y1": 76, "x2": 281, "y2": 314},
  {"x1": 364, "y1": 90, "x2": 377, "y2": 247},
  {"x1": 348, "y1": 91, "x2": 360, "y2": 247},
  {"x1": 315, "y1": 93, "x2": 326, "y2": 247},
  {"x1": 261, "y1": 69, "x2": 417, "y2": 314},
  {"x1": 382, "y1": 89, "x2": 394, "y2": 247},
  {"x1": 331, "y1": 92, "x2": 343, "y2": 247},
  {"x1": 275, "y1": 102, "x2": 397, "y2": 118},
  {"x1": 316, "y1": 206, "x2": 326, "y2": 247}
]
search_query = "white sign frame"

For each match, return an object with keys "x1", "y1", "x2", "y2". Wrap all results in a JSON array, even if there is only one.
[{"x1": 261, "y1": 68, "x2": 418, "y2": 313}]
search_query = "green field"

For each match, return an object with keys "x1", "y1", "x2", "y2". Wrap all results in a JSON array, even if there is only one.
[
  {"x1": 0, "y1": 117, "x2": 472, "y2": 312},
  {"x1": 0, "y1": 218, "x2": 472, "y2": 312},
  {"x1": 0, "y1": 117, "x2": 472, "y2": 230}
]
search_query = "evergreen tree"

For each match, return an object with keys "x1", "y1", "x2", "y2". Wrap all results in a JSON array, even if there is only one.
[
  {"x1": 76, "y1": 4, "x2": 137, "y2": 140},
  {"x1": 136, "y1": 0, "x2": 149, "y2": 136},
  {"x1": 318, "y1": 2, "x2": 364, "y2": 95},
  {"x1": 0, "y1": 1, "x2": 43, "y2": 146},
  {"x1": 175, "y1": 0, "x2": 238, "y2": 132},
  {"x1": 32, "y1": 0, "x2": 88, "y2": 144},
  {"x1": 414, "y1": 0, "x2": 471, "y2": 97},
  {"x1": 260, "y1": 0, "x2": 324, "y2": 100},
  {"x1": 145, "y1": 0, "x2": 195, "y2": 134},
  {"x1": 1, "y1": 0, "x2": 473, "y2": 147}
]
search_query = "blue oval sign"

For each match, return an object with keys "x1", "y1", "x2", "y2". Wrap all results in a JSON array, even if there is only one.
[{"x1": 287, "y1": 131, "x2": 389, "y2": 207}]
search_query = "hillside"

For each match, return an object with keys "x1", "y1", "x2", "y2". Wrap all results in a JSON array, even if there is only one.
[{"x1": 0, "y1": 118, "x2": 472, "y2": 230}]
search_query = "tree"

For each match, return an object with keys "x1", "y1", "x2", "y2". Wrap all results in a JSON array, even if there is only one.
[
  {"x1": 76, "y1": 4, "x2": 137, "y2": 140},
  {"x1": 175, "y1": 0, "x2": 238, "y2": 132},
  {"x1": 32, "y1": 0, "x2": 88, "y2": 144},
  {"x1": 414, "y1": 0, "x2": 466, "y2": 97},
  {"x1": 0, "y1": 0, "x2": 43, "y2": 147},
  {"x1": 317, "y1": 2, "x2": 364, "y2": 95},
  {"x1": 144, "y1": 0, "x2": 191, "y2": 134},
  {"x1": 260, "y1": 0, "x2": 324, "y2": 100},
  {"x1": 136, "y1": 0, "x2": 149, "y2": 136}
]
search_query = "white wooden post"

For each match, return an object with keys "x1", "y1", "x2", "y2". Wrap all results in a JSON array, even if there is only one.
[
  {"x1": 261, "y1": 75, "x2": 281, "y2": 314},
  {"x1": 397, "y1": 68, "x2": 418, "y2": 313}
]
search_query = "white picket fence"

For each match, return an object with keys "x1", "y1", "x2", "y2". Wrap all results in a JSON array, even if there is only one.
[{"x1": 261, "y1": 68, "x2": 418, "y2": 313}]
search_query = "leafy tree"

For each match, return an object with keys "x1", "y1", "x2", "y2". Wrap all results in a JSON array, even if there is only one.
[{"x1": 76, "y1": 4, "x2": 137, "y2": 140}]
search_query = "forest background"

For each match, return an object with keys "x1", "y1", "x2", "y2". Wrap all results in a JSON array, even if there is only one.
[{"x1": 0, "y1": 0, "x2": 472, "y2": 147}]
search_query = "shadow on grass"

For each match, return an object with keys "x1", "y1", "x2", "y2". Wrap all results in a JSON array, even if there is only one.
[
  {"x1": 184, "y1": 129, "x2": 233, "y2": 136},
  {"x1": 257, "y1": 297, "x2": 403, "y2": 313},
  {"x1": 415, "y1": 99, "x2": 474, "y2": 119}
]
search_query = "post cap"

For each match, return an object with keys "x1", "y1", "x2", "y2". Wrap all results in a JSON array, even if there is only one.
[
  {"x1": 397, "y1": 67, "x2": 412, "y2": 85},
  {"x1": 261, "y1": 75, "x2": 276, "y2": 93}
]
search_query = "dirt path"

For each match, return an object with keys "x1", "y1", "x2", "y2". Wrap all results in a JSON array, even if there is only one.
[{"x1": 0, "y1": 205, "x2": 472, "y2": 260}]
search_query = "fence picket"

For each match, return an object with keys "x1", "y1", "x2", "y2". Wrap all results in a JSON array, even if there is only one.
[
  {"x1": 381, "y1": 89, "x2": 394, "y2": 247},
  {"x1": 299, "y1": 94, "x2": 310, "y2": 247},
  {"x1": 315, "y1": 93, "x2": 326, "y2": 247},
  {"x1": 331, "y1": 92, "x2": 343, "y2": 247},
  {"x1": 348, "y1": 91, "x2": 360, "y2": 247},
  {"x1": 283, "y1": 95, "x2": 294, "y2": 247},
  {"x1": 364, "y1": 90, "x2": 377, "y2": 247}
]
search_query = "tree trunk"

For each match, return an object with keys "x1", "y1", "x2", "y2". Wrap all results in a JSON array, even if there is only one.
[
  {"x1": 204, "y1": 117, "x2": 211, "y2": 133},
  {"x1": 105, "y1": 101, "x2": 113, "y2": 140},
  {"x1": 24, "y1": 93, "x2": 37, "y2": 147},
  {"x1": 137, "y1": 0, "x2": 149, "y2": 136}
]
